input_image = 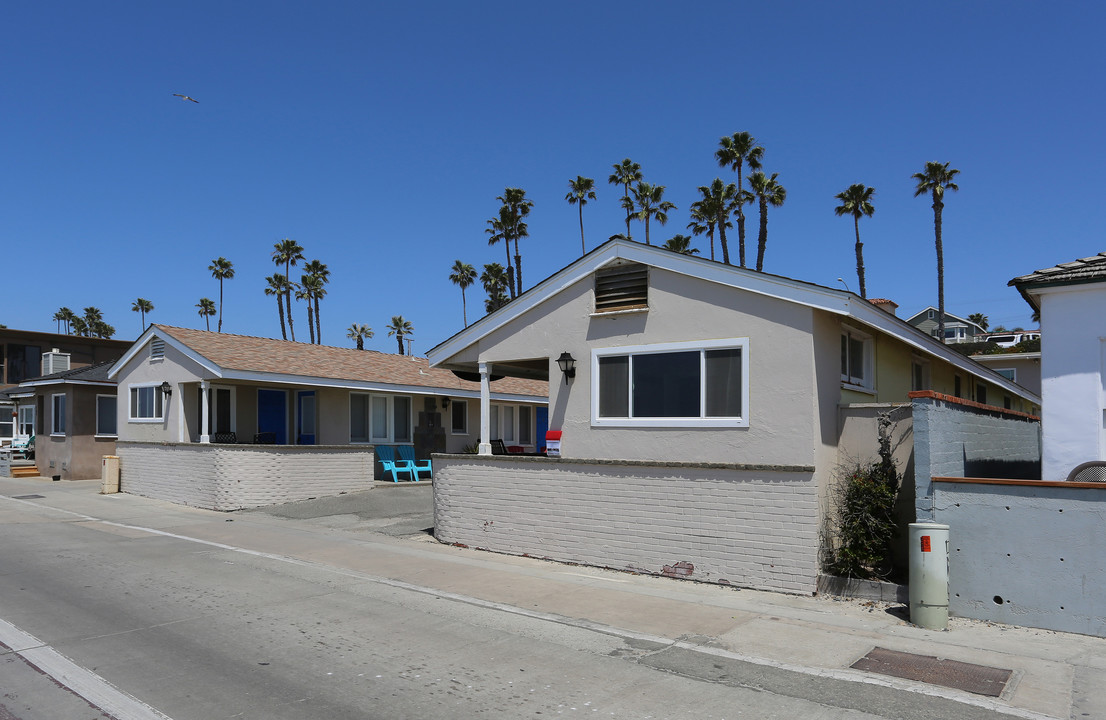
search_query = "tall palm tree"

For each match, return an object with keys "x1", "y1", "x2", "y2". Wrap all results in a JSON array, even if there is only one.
[
  {"x1": 91, "y1": 320, "x2": 115, "y2": 338},
  {"x1": 481, "y1": 263, "x2": 509, "y2": 313},
  {"x1": 83, "y1": 307, "x2": 103, "y2": 328},
  {"x1": 715, "y1": 132, "x2": 764, "y2": 267},
  {"x1": 196, "y1": 298, "x2": 217, "y2": 331},
  {"x1": 346, "y1": 323, "x2": 373, "y2": 350},
  {"x1": 57, "y1": 307, "x2": 76, "y2": 335},
  {"x1": 386, "y1": 316, "x2": 414, "y2": 355},
  {"x1": 696, "y1": 179, "x2": 739, "y2": 264},
  {"x1": 295, "y1": 278, "x2": 317, "y2": 345},
  {"x1": 968, "y1": 312, "x2": 989, "y2": 331},
  {"x1": 748, "y1": 171, "x2": 787, "y2": 272},
  {"x1": 913, "y1": 162, "x2": 960, "y2": 342},
  {"x1": 663, "y1": 234, "x2": 699, "y2": 255},
  {"x1": 303, "y1": 259, "x2": 329, "y2": 343},
  {"x1": 52, "y1": 309, "x2": 65, "y2": 334},
  {"x1": 71, "y1": 317, "x2": 89, "y2": 337},
  {"x1": 264, "y1": 273, "x2": 290, "y2": 340},
  {"x1": 271, "y1": 239, "x2": 304, "y2": 341},
  {"x1": 608, "y1": 158, "x2": 643, "y2": 240},
  {"x1": 208, "y1": 257, "x2": 234, "y2": 332},
  {"x1": 631, "y1": 182, "x2": 675, "y2": 246},
  {"x1": 497, "y1": 187, "x2": 533, "y2": 297},
  {"x1": 449, "y1": 260, "x2": 478, "y2": 327},
  {"x1": 485, "y1": 213, "x2": 515, "y2": 300},
  {"x1": 131, "y1": 298, "x2": 154, "y2": 332},
  {"x1": 565, "y1": 176, "x2": 597, "y2": 255},
  {"x1": 687, "y1": 200, "x2": 718, "y2": 261},
  {"x1": 833, "y1": 184, "x2": 876, "y2": 299}
]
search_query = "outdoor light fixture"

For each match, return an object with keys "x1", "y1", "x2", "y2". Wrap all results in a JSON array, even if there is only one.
[
  {"x1": 441, "y1": 397, "x2": 451, "y2": 409},
  {"x1": 159, "y1": 381, "x2": 173, "y2": 397},
  {"x1": 556, "y1": 352, "x2": 576, "y2": 384}
]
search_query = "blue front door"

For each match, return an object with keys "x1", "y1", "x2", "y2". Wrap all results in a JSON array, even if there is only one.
[
  {"x1": 535, "y1": 406, "x2": 549, "y2": 453},
  {"x1": 297, "y1": 391, "x2": 316, "y2": 445},
  {"x1": 257, "y1": 389, "x2": 287, "y2": 444}
]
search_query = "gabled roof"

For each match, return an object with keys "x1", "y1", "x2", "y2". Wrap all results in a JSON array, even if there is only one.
[
  {"x1": 903, "y1": 307, "x2": 986, "y2": 332},
  {"x1": 109, "y1": 325, "x2": 547, "y2": 402},
  {"x1": 19, "y1": 361, "x2": 116, "y2": 388},
  {"x1": 428, "y1": 238, "x2": 1039, "y2": 404},
  {"x1": 1009, "y1": 252, "x2": 1106, "y2": 311}
]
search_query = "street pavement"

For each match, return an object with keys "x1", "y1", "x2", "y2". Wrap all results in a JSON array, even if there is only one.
[{"x1": 1, "y1": 476, "x2": 1103, "y2": 720}]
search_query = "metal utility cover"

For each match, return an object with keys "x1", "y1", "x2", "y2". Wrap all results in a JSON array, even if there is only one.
[
  {"x1": 11, "y1": 494, "x2": 45, "y2": 500},
  {"x1": 851, "y1": 647, "x2": 1012, "y2": 697}
]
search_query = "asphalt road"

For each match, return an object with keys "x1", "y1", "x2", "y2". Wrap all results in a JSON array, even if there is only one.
[{"x1": 0, "y1": 485, "x2": 1037, "y2": 720}]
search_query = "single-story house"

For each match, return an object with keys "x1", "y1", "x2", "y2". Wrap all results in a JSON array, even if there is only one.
[
  {"x1": 106, "y1": 325, "x2": 547, "y2": 510},
  {"x1": 904, "y1": 307, "x2": 987, "y2": 344},
  {"x1": 1010, "y1": 252, "x2": 1106, "y2": 480},
  {"x1": 426, "y1": 238, "x2": 1040, "y2": 594}
]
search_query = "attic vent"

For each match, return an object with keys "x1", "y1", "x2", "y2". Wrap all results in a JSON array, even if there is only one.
[
  {"x1": 595, "y1": 264, "x2": 648, "y2": 313},
  {"x1": 150, "y1": 338, "x2": 165, "y2": 360}
]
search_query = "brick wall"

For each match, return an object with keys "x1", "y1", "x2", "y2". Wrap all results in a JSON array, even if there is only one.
[
  {"x1": 433, "y1": 456, "x2": 819, "y2": 594},
  {"x1": 118, "y1": 442, "x2": 373, "y2": 511}
]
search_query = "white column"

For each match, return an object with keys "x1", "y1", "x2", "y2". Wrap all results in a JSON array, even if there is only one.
[
  {"x1": 199, "y1": 380, "x2": 211, "y2": 444},
  {"x1": 478, "y1": 362, "x2": 492, "y2": 456}
]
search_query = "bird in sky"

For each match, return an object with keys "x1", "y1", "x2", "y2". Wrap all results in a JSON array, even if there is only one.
[{"x1": 172, "y1": 93, "x2": 199, "y2": 103}]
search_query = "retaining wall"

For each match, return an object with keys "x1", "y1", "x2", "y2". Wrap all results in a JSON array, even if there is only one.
[
  {"x1": 117, "y1": 441, "x2": 374, "y2": 511},
  {"x1": 433, "y1": 455, "x2": 819, "y2": 594}
]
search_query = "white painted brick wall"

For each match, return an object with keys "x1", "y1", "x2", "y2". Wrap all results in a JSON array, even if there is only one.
[
  {"x1": 434, "y1": 457, "x2": 819, "y2": 594},
  {"x1": 118, "y1": 442, "x2": 373, "y2": 511}
]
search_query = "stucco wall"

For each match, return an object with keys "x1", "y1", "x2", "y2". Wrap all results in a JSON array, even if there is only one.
[
  {"x1": 34, "y1": 385, "x2": 116, "y2": 480},
  {"x1": 115, "y1": 341, "x2": 207, "y2": 443},
  {"x1": 932, "y1": 478, "x2": 1106, "y2": 637},
  {"x1": 1039, "y1": 285, "x2": 1106, "y2": 480},
  {"x1": 117, "y1": 441, "x2": 373, "y2": 510},
  {"x1": 433, "y1": 455, "x2": 819, "y2": 594}
]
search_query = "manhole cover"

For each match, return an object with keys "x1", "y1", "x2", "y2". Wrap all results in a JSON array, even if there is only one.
[
  {"x1": 12, "y1": 494, "x2": 45, "y2": 500},
  {"x1": 851, "y1": 647, "x2": 1011, "y2": 697}
]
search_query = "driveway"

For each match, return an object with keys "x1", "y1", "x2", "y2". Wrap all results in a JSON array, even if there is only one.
[{"x1": 246, "y1": 481, "x2": 434, "y2": 537}]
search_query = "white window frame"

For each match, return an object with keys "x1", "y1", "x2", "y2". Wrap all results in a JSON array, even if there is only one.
[
  {"x1": 489, "y1": 403, "x2": 535, "y2": 445},
  {"x1": 450, "y1": 399, "x2": 468, "y2": 435},
  {"x1": 95, "y1": 394, "x2": 118, "y2": 437},
  {"x1": 51, "y1": 393, "x2": 66, "y2": 436},
  {"x1": 591, "y1": 338, "x2": 750, "y2": 428},
  {"x1": 128, "y1": 383, "x2": 165, "y2": 422},
  {"x1": 994, "y1": 368, "x2": 1016, "y2": 382},
  {"x1": 17, "y1": 405, "x2": 34, "y2": 437},
  {"x1": 354, "y1": 393, "x2": 413, "y2": 444},
  {"x1": 841, "y1": 327, "x2": 874, "y2": 392}
]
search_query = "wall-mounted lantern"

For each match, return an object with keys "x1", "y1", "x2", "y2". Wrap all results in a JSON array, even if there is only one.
[
  {"x1": 159, "y1": 381, "x2": 173, "y2": 397},
  {"x1": 556, "y1": 352, "x2": 576, "y2": 385}
]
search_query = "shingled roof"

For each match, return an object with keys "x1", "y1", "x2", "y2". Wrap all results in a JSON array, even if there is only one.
[
  {"x1": 1009, "y1": 252, "x2": 1106, "y2": 310},
  {"x1": 149, "y1": 325, "x2": 548, "y2": 398},
  {"x1": 19, "y1": 361, "x2": 116, "y2": 386}
]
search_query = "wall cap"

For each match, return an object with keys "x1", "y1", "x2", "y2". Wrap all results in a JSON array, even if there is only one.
[
  {"x1": 432, "y1": 454, "x2": 814, "y2": 473},
  {"x1": 908, "y1": 390, "x2": 1040, "y2": 420},
  {"x1": 933, "y1": 476, "x2": 1106, "y2": 490}
]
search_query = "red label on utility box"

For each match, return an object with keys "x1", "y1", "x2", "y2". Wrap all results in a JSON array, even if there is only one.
[{"x1": 920, "y1": 535, "x2": 932, "y2": 553}]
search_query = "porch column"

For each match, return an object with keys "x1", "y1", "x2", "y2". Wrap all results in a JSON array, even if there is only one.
[
  {"x1": 199, "y1": 380, "x2": 211, "y2": 444},
  {"x1": 478, "y1": 362, "x2": 492, "y2": 456}
]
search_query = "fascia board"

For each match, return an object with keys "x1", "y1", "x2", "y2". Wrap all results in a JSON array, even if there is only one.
[
  {"x1": 19, "y1": 379, "x2": 116, "y2": 389},
  {"x1": 108, "y1": 327, "x2": 223, "y2": 380},
  {"x1": 218, "y1": 368, "x2": 547, "y2": 402}
]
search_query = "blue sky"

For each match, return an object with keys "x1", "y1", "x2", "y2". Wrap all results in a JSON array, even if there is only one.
[{"x1": 4, "y1": 2, "x2": 1103, "y2": 352}]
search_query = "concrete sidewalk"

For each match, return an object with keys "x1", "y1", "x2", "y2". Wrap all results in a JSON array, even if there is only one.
[{"x1": 2, "y1": 477, "x2": 1102, "y2": 720}]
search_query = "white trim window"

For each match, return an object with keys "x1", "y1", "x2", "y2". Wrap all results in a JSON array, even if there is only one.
[
  {"x1": 96, "y1": 394, "x2": 118, "y2": 437},
  {"x1": 129, "y1": 383, "x2": 165, "y2": 421},
  {"x1": 450, "y1": 400, "x2": 468, "y2": 435},
  {"x1": 488, "y1": 403, "x2": 534, "y2": 445},
  {"x1": 592, "y1": 338, "x2": 749, "y2": 427},
  {"x1": 994, "y1": 368, "x2": 1016, "y2": 382},
  {"x1": 17, "y1": 406, "x2": 34, "y2": 437},
  {"x1": 350, "y1": 393, "x2": 412, "y2": 444},
  {"x1": 51, "y1": 393, "x2": 66, "y2": 435},
  {"x1": 841, "y1": 327, "x2": 873, "y2": 391}
]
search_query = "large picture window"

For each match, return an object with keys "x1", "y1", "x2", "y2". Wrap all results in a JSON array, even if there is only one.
[
  {"x1": 350, "y1": 393, "x2": 412, "y2": 444},
  {"x1": 129, "y1": 384, "x2": 164, "y2": 421},
  {"x1": 488, "y1": 403, "x2": 535, "y2": 445},
  {"x1": 96, "y1": 395, "x2": 117, "y2": 436},
  {"x1": 592, "y1": 339, "x2": 749, "y2": 427}
]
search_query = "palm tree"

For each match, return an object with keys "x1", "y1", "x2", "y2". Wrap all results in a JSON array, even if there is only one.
[
  {"x1": 90, "y1": 320, "x2": 115, "y2": 338},
  {"x1": 264, "y1": 273, "x2": 290, "y2": 339},
  {"x1": 663, "y1": 234, "x2": 699, "y2": 255},
  {"x1": 968, "y1": 313, "x2": 989, "y2": 331},
  {"x1": 485, "y1": 212, "x2": 515, "y2": 300},
  {"x1": 565, "y1": 176, "x2": 597, "y2": 255},
  {"x1": 52, "y1": 309, "x2": 65, "y2": 334},
  {"x1": 748, "y1": 171, "x2": 787, "y2": 272},
  {"x1": 56, "y1": 307, "x2": 76, "y2": 335},
  {"x1": 715, "y1": 132, "x2": 764, "y2": 267},
  {"x1": 833, "y1": 184, "x2": 876, "y2": 299},
  {"x1": 208, "y1": 257, "x2": 234, "y2": 332},
  {"x1": 497, "y1": 187, "x2": 533, "y2": 297},
  {"x1": 913, "y1": 162, "x2": 960, "y2": 342},
  {"x1": 687, "y1": 200, "x2": 718, "y2": 261},
  {"x1": 481, "y1": 263, "x2": 510, "y2": 312},
  {"x1": 196, "y1": 298, "x2": 217, "y2": 331},
  {"x1": 271, "y1": 239, "x2": 304, "y2": 341},
  {"x1": 303, "y1": 259, "x2": 329, "y2": 343},
  {"x1": 131, "y1": 298, "x2": 154, "y2": 332},
  {"x1": 346, "y1": 323, "x2": 373, "y2": 350},
  {"x1": 295, "y1": 278, "x2": 317, "y2": 345},
  {"x1": 608, "y1": 158, "x2": 643, "y2": 240},
  {"x1": 70, "y1": 317, "x2": 89, "y2": 337},
  {"x1": 386, "y1": 316, "x2": 414, "y2": 355},
  {"x1": 696, "y1": 179, "x2": 739, "y2": 264},
  {"x1": 83, "y1": 306, "x2": 103, "y2": 327},
  {"x1": 449, "y1": 260, "x2": 478, "y2": 327},
  {"x1": 631, "y1": 182, "x2": 675, "y2": 246}
]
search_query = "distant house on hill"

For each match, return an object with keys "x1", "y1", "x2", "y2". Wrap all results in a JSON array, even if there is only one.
[{"x1": 905, "y1": 307, "x2": 987, "y2": 344}]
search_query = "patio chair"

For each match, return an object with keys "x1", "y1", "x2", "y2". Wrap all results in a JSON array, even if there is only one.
[
  {"x1": 212, "y1": 431, "x2": 237, "y2": 444},
  {"x1": 376, "y1": 445, "x2": 416, "y2": 482},
  {"x1": 397, "y1": 445, "x2": 432, "y2": 481},
  {"x1": 11, "y1": 436, "x2": 34, "y2": 460},
  {"x1": 490, "y1": 439, "x2": 509, "y2": 455},
  {"x1": 1067, "y1": 461, "x2": 1106, "y2": 483}
]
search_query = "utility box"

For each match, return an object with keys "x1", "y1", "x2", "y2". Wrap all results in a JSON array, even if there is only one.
[
  {"x1": 101, "y1": 455, "x2": 120, "y2": 494},
  {"x1": 545, "y1": 430, "x2": 562, "y2": 457},
  {"x1": 909, "y1": 522, "x2": 950, "y2": 630}
]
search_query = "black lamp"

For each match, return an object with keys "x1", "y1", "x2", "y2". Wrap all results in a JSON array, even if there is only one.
[
  {"x1": 159, "y1": 381, "x2": 172, "y2": 397},
  {"x1": 442, "y1": 396, "x2": 451, "y2": 409},
  {"x1": 556, "y1": 352, "x2": 576, "y2": 384}
]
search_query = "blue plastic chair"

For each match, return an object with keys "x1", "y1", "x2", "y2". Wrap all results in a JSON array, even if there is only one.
[
  {"x1": 376, "y1": 446, "x2": 416, "y2": 482},
  {"x1": 397, "y1": 445, "x2": 432, "y2": 481}
]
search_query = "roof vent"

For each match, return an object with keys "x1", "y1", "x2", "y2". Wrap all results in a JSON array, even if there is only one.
[
  {"x1": 595, "y1": 263, "x2": 648, "y2": 313},
  {"x1": 41, "y1": 350, "x2": 71, "y2": 376},
  {"x1": 150, "y1": 338, "x2": 165, "y2": 360}
]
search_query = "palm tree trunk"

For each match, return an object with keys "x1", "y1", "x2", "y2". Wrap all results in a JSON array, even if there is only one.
[
  {"x1": 708, "y1": 227, "x2": 715, "y2": 262},
  {"x1": 513, "y1": 244, "x2": 523, "y2": 295},
  {"x1": 461, "y1": 287, "x2": 468, "y2": 327},
  {"x1": 854, "y1": 216, "x2": 866, "y2": 299},
  {"x1": 756, "y1": 198, "x2": 768, "y2": 272},
  {"x1": 356, "y1": 336, "x2": 364, "y2": 351},
  {"x1": 934, "y1": 195, "x2": 945, "y2": 342},
  {"x1": 579, "y1": 205, "x2": 586, "y2": 255},
  {"x1": 205, "y1": 315, "x2": 210, "y2": 332},
  {"x1": 218, "y1": 280, "x2": 224, "y2": 332},
  {"x1": 503, "y1": 244, "x2": 516, "y2": 300},
  {"x1": 307, "y1": 305, "x2": 315, "y2": 344},
  {"x1": 277, "y1": 295, "x2": 287, "y2": 340},
  {"x1": 314, "y1": 297, "x2": 322, "y2": 344},
  {"x1": 737, "y1": 211, "x2": 747, "y2": 268},
  {"x1": 286, "y1": 290, "x2": 296, "y2": 341},
  {"x1": 624, "y1": 182, "x2": 632, "y2": 239},
  {"x1": 718, "y1": 213, "x2": 730, "y2": 265},
  {"x1": 397, "y1": 334, "x2": 404, "y2": 355},
  {"x1": 644, "y1": 216, "x2": 651, "y2": 246}
]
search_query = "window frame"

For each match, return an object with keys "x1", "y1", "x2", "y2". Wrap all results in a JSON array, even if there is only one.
[
  {"x1": 911, "y1": 356, "x2": 930, "y2": 392},
  {"x1": 95, "y1": 394, "x2": 118, "y2": 437},
  {"x1": 128, "y1": 383, "x2": 165, "y2": 422},
  {"x1": 994, "y1": 368, "x2": 1016, "y2": 382},
  {"x1": 450, "y1": 399, "x2": 468, "y2": 435},
  {"x1": 349, "y1": 392, "x2": 413, "y2": 444},
  {"x1": 51, "y1": 393, "x2": 66, "y2": 436},
  {"x1": 841, "y1": 327, "x2": 874, "y2": 392},
  {"x1": 488, "y1": 402, "x2": 536, "y2": 446},
  {"x1": 591, "y1": 338, "x2": 750, "y2": 428}
]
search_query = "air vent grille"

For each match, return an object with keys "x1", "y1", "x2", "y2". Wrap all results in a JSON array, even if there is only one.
[
  {"x1": 595, "y1": 264, "x2": 648, "y2": 313},
  {"x1": 150, "y1": 338, "x2": 165, "y2": 360}
]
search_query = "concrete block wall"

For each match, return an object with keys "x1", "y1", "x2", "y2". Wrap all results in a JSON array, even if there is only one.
[
  {"x1": 118, "y1": 442, "x2": 374, "y2": 511},
  {"x1": 433, "y1": 456, "x2": 819, "y2": 594},
  {"x1": 912, "y1": 393, "x2": 1041, "y2": 520}
]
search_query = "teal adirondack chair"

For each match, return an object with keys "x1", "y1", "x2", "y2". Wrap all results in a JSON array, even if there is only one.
[
  {"x1": 397, "y1": 445, "x2": 432, "y2": 481},
  {"x1": 376, "y1": 445, "x2": 416, "y2": 482}
]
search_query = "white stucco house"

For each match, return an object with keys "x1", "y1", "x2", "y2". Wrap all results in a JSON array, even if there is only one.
[{"x1": 1011, "y1": 252, "x2": 1106, "y2": 480}]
